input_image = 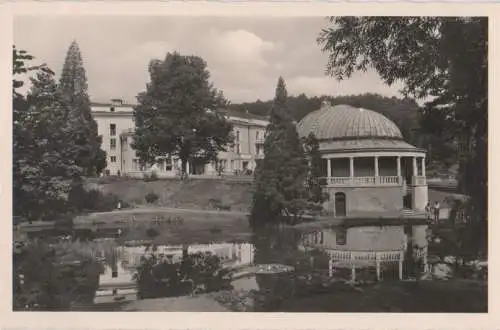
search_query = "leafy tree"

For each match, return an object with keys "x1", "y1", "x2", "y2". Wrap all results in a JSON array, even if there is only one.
[
  {"x1": 251, "y1": 77, "x2": 310, "y2": 227},
  {"x1": 59, "y1": 41, "x2": 106, "y2": 177},
  {"x1": 303, "y1": 133, "x2": 328, "y2": 205},
  {"x1": 13, "y1": 47, "x2": 82, "y2": 221},
  {"x1": 318, "y1": 17, "x2": 487, "y2": 256},
  {"x1": 132, "y1": 52, "x2": 233, "y2": 178}
]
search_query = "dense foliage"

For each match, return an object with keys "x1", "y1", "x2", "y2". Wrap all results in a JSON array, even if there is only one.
[
  {"x1": 303, "y1": 133, "x2": 328, "y2": 205},
  {"x1": 13, "y1": 45, "x2": 111, "y2": 222},
  {"x1": 251, "y1": 77, "x2": 311, "y2": 227},
  {"x1": 13, "y1": 238, "x2": 102, "y2": 310},
  {"x1": 132, "y1": 52, "x2": 234, "y2": 178},
  {"x1": 134, "y1": 246, "x2": 233, "y2": 299},
  {"x1": 317, "y1": 17, "x2": 487, "y2": 256}
]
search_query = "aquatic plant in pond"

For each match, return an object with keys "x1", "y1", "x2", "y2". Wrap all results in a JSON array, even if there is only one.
[{"x1": 133, "y1": 245, "x2": 233, "y2": 299}]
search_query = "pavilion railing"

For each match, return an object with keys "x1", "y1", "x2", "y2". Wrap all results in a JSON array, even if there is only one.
[
  {"x1": 302, "y1": 247, "x2": 405, "y2": 263},
  {"x1": 316, "y1": 176, "x2": 402, "y2": 187}
]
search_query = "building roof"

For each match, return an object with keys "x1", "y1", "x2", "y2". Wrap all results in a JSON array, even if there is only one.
[
  {"x1": 297, "y1": 103, "x2": 403, "y2": 141},
  {"x1": 91, "y1": 101, "x2": 135, "y2": 108},
  {"x1": 318, "y1": 139, "x2": 423, "y2": 153},
  {"x1": 222, "y1": 108, "x2": 269, "y2": 121}
]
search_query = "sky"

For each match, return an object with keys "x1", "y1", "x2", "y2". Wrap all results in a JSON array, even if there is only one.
[{"x1": 14, "y1": 16, "x2": 404, "y2": 104}]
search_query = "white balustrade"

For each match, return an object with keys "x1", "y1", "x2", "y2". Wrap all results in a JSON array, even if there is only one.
[
  {"x1": 325, "y1": 249, "x2": 404, "y2": 262},
  {"x1": 320, "y1": 176, "x2": 401, "y2": 187}
]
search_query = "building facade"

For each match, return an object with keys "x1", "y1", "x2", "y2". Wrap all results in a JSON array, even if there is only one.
[
  {"x1": 297, "y1": 102, "x2": 428, "y2": 215},
  {"x1": 91, "y1": 99, "x2": 268, "y2": 177}
]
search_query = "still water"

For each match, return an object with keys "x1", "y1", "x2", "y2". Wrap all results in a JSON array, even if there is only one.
[{"x1": 95, "y1": 223, "x2": 429, "y2": 294}]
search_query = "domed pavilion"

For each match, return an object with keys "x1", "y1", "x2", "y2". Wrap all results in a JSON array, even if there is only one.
[{"x1": 297, "y1": 102, "x2": 428, "y2": 218}]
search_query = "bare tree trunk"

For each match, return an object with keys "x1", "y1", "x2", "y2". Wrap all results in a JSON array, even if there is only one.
[{"x1": 181, "y1": 158, "x2": 188, "y2": 181}]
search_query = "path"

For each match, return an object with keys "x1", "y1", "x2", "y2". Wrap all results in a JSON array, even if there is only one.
[{"x1": 83, "y1": 206, "x2": 248, "y2": 218}]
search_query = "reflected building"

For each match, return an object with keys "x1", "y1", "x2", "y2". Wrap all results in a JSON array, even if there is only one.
[
  {"x1": 299, "y1": 224, "x2": 429, "y2": 281},
  {"x1": 97, "y1": 242, "x2": 255, "y2": 295}
]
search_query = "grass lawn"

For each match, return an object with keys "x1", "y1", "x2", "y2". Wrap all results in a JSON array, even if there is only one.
[
  {"x1": 97, "y1": 177, "x2": 253, "y2": 212},
  {"x1": 278, "y1": 279, "x2": 487, "y2": 313}
]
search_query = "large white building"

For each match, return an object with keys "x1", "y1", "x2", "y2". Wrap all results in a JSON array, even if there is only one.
[{"x1": 91, "y1": 99, "x2": 268, "y2": 177}]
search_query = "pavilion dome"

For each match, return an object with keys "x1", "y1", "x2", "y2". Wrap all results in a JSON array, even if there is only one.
[{"x1": 297, "y1": 103, "x2": 403, "y2": 141}]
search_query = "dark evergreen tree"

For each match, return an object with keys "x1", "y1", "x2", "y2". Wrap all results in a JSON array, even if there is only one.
[
  {"x1": 132, "y1": 52, "x2": 233, "y2": 178},
  {"x1": 303, "y1": 132, "x2": 328, "y2": 205},
  {"x1": 59, "y1": 40, "x2": 106, "y2": 177},
  {"x1": 251, "y1": 77, "x2": 310, "y2": 227}
]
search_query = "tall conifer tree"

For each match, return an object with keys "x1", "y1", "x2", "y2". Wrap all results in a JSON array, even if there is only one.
[
  {"x1": 303, "y1": 132, "x2": 327, "y2": 205},
  {"x1": 251, "y1": 77, "x2": 310, "y2": 227},
  {"x1": 59, "y1": 41, "x2": 106, "y2": 177}
]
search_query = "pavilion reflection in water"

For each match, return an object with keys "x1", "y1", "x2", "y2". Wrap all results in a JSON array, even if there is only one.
[{"x1": 299, "y1": 225, "x2": 429, "y2": 281}]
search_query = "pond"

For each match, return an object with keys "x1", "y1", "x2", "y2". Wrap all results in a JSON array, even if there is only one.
[{"x1": 88, "y1": 221, "x2": 430, "y2": 309}]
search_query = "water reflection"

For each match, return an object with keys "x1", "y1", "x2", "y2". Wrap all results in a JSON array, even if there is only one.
[
  {"x1": 98, "y1": 242, "x2": 255, "y2": 291},
  {"x1": 95, "y1": 223, "x2": 429, "y2": 305}
]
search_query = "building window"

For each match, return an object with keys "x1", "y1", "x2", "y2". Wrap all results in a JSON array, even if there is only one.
[
  {"x1": 110, "y1": 124, "x2": 116, "y2": 136},
  {"x1": 230, "y1": 160, "x2": 234, "y2": 169},
  {"x1": 165, "y1": 158, "x2": 173, "y2": 171},
  {"x1": 110, "y1": 106, "x2": 115, "y2": 112},
  {"x1": 110, "y1": 156, "x2": 117, "y2": 163},
  {"x1": 110, "y1": 138, "x2": 116, "y2": 150},
  {"x1": 256, "y1": 131, "x2": 259, "y2": 140},
  {"x1": 235, "y1": 144, "x2": 240, "y2": 154},
  {"x1": 336, "y1": 228, "x2": 347, "y2": 246},
  {"x1": 236, "y1": 130, "x2": 240, "y2": 142}
]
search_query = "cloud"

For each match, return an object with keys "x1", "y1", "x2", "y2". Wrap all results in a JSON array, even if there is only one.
[
  {"x1": 206, "y1": 29, "x2": 275, "y2": 67},
  {"x1": 14, "y1": 16, "x2": 404, "y2": 104}
]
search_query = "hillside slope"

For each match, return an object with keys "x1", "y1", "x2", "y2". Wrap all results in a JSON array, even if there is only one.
[
  {"x1": 98, "y1": 178, "x2": 253, "y2": 212},
  {"x1": 96, "y1": 177, "x2": 457, "y2": 214}
]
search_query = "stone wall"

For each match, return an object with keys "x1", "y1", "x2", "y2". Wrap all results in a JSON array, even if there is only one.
[{"x1": 323, "y1": 186, "x2": 404, "y2": 216}]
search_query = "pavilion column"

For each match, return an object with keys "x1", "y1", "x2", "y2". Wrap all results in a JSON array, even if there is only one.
[
  {"x1": 374, "y1": 156, "x2": 379, "y2": 177},
  {"x1": 327, "y1": 158, "x2": 332, "y2": 178},
  {"x1": 349, "y1": 157, "x2": 354, "y2": 177},
  {"x1": 396, "y1": 157, "x2": 402, "y2": 184},
  {"x1": 412, "y1": 157, "x2": 418, "y2": 177},
  {"x1": 421, "y1": 157, "x2": 426, "y2": 177}
]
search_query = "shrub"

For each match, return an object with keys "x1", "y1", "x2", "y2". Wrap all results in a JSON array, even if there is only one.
[
  {"x1": 145, "y1": 192, "x2": 159, "y2": 204},
  {"x1": 143, "y1": 171, "x2": 159, "y2": 182},
  {"x1": 208, "y1": 198, "x2": 231, "y2": 211},
  {"x1": 68, "y1": 186, "x2": 128, "y2": 213},
  {"x1": 134, "y1": 249, "x2": 233, "y2": 299}
]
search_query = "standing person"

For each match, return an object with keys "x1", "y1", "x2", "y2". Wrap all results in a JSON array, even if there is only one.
[
  {"x1": 425, "y1": 202, "x2": 431, "y2": 220},
  {"x1": 433, "y1": 201, "x2": 441, "y2": 222}
]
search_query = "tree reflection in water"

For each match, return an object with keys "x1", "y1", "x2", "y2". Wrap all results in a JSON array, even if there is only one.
[{"x1": 251, "y1": 226, "x2": 307, "y2": 311}]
